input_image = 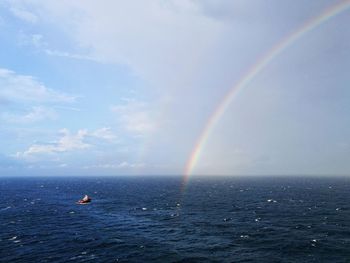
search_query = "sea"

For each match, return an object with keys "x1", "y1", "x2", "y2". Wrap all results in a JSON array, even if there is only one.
[{"x1": 1, "y1": 176, "x2": 350, "y2": 262}]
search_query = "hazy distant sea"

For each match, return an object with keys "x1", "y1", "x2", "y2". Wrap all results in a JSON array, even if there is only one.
[{"x1": 1, "y1": 176, "x2": 350, "y2": 262}]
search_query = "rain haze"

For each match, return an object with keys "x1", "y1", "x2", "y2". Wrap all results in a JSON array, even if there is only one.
[{"x1": 0, "y1": 0, "x2": 349, "y2": 177}]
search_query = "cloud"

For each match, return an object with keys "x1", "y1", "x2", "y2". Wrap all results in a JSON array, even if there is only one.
[
  {"x1": 2, "y1": 106, "x2": 57, "y2": 123},
  {"x1": 0, "y1": 68, "x2": 76, "y2": 125},
  {"x1": 0, "y1": 68, "x2": 75, "y2": 103},
  {"x1": 44, "y1": 49, "x2": 96, "y2": 61},
  {"x1": 18, "y1": 32, "x2": 97, "y2": 61},
  {"x1": 53, "y1": 106, "x2": 81, "y2": 112},
  {"x1": 7, "y1": 1, "x2": 223, "y2": 88},
  {"x1": 111, "y1": 99, "x2": 156, "y2": 135},
  {"x1": 10, "y1": 7, "x2": 38, "y2": 23},
  {"x1": 15, "y1": 128, "x2": 90, "y2": 159},
  {"x1": 90, "y1": 127, "x2": 116, "y2": 140},
  {"x1": 26, "y1": 163, "x2": 69, "y2": 170},
  {"x1": 83, "y1": 161, "x2": 145, "y2": 169},
  {"x1": 15, "y1": 127, "x2": 117, "y2": 160},
  {"x1": 5, "y1": 1, "x2": 348, "y2": 175},
  {"x1": 18, "y1": 33, "x2": 46, "y2": 48}
]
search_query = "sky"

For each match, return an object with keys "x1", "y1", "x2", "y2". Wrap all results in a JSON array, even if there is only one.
[{"x1": 0, "y1": 0, "x2": 349, "y2": 177}]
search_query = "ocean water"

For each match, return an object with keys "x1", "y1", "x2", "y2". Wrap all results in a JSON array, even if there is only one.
[{"x1": 1, "y1": 176, "x2": 350, "y2": 262}]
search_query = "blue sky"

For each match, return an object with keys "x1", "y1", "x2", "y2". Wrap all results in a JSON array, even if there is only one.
[{"x1": 0, "y1": 0, "x2": 349, "y2": 176}]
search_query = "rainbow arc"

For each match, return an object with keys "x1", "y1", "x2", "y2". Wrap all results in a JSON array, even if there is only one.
[{"x1": 183, "y1": 0, "x2": 350, "y2": 187}]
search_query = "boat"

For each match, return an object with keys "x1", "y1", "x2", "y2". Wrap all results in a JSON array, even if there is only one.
[{"x1": 77, "y1": 195, "x2": 91, "y2": 204}]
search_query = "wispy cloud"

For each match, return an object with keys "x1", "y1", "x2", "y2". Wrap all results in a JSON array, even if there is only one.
[
  {"x1": 10, "y1": 7, "x2": 38, "y2": 23},
  {"x1": 10, "y1": 1, "x2": 223, "y2": 87},
  {"x1": 111, "y1": 99, "x2": 156, "y2": 135},
  {"x1": 26, "y1": 163, "x2": 69, "y2": 170},
  {"x1": 16, "y1": 129, "x2": 90, "y2": 159},
  {"x1": 18, "y1": 33, "x2": 45, "y2": 48},
  {"x1": 90, "y1": 127, "x2": 117, "y2": 141},
  {"x1": 53, "y1": 106, "x2": 81, "y2": 112},
  {"x1": 83, "y1": 161, "x2": 145, "y2": 169},
  {"x1": 2, "y1": 106, "x2": 57, "y2": 123},
  {"x1": 0, "y1": 67, "x2": 76, "y2": 125},
  {"x1": 15, "y1": 127, "x2": 118, "y2": 160},
  {"x1": 18, "y1": 33, "x2": 96, "y2": 61},
  {"x1": 0, "y1": 68, "x2": 75, "y2": 103},
  {"x1": 44, "y1": 49, "x2": 96, "y2": 61}
]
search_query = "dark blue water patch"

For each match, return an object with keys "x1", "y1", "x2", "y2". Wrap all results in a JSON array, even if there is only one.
[{"x1": 1, "y1": 176, "x2": 350, "y2": 262}]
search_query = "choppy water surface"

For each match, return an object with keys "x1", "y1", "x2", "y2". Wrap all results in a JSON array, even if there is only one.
[{"x1": 1, "y1": 176, "x2": 350, "y2": 262}]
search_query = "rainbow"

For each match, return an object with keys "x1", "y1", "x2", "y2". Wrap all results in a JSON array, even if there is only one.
[{"x1": 183, "y1": 0, "x2": 350, "y2": 184}]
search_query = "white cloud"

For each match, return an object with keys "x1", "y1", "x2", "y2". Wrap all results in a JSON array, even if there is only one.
[
  {"x1": 83, "y1": 161, "x2": 145, "y2": 169},
  {"x1": 10, "y1": 7, "x2": 38, "y2": 23},
  {"x1": 2, "y1": 106, "x2": 57, "y2": 123},
  {"x1": 15, "y1": 127, "x2": 118, "y2": 160},
  {"x1": 16, "y1": 128, "x2": 90, "y2": 159},
  {"x1": 3, "y1": 1, "x2": 230, "y2": 173},
  {"x1": 44, "y1": 49, "x2": 96, "y2": 61},
  {"x1": 54, "y1": 106, "x2": 81, "y2": 112},
  {"x1": 18, "y1": 33, "x2": 46, "y2": 48},
  {"x1": 30, "y1": 34, "x2": 44, "y2": 47},
  {"x1": 3, "y1": 1, "x2": 349, "y2": 176},
  {"x1": 0, "y1": 68, "x2": 77, "y2": 125},
  {"x1": 111, "y1": 100, "x2": 156, "y2": 135},
  {"x1": 18, "y1": 32, "x2": 96, "y2": 61},
  {"x1": 26, "y1": 163, "x2": 69, "y2": 170},
  {"x1": 0, "y1": 68, "x2": 75, "y2": 103},
  {"x1": 90, "y1": 127, "x2": 116, "y2": 140},
  {"x1": 8, "y1": 1, "x2": 223, "y2": 89}
]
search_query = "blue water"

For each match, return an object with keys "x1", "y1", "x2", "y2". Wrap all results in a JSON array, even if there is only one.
[{"x1": 1, "y1": 176, "x2": 350, "y2": 262}]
